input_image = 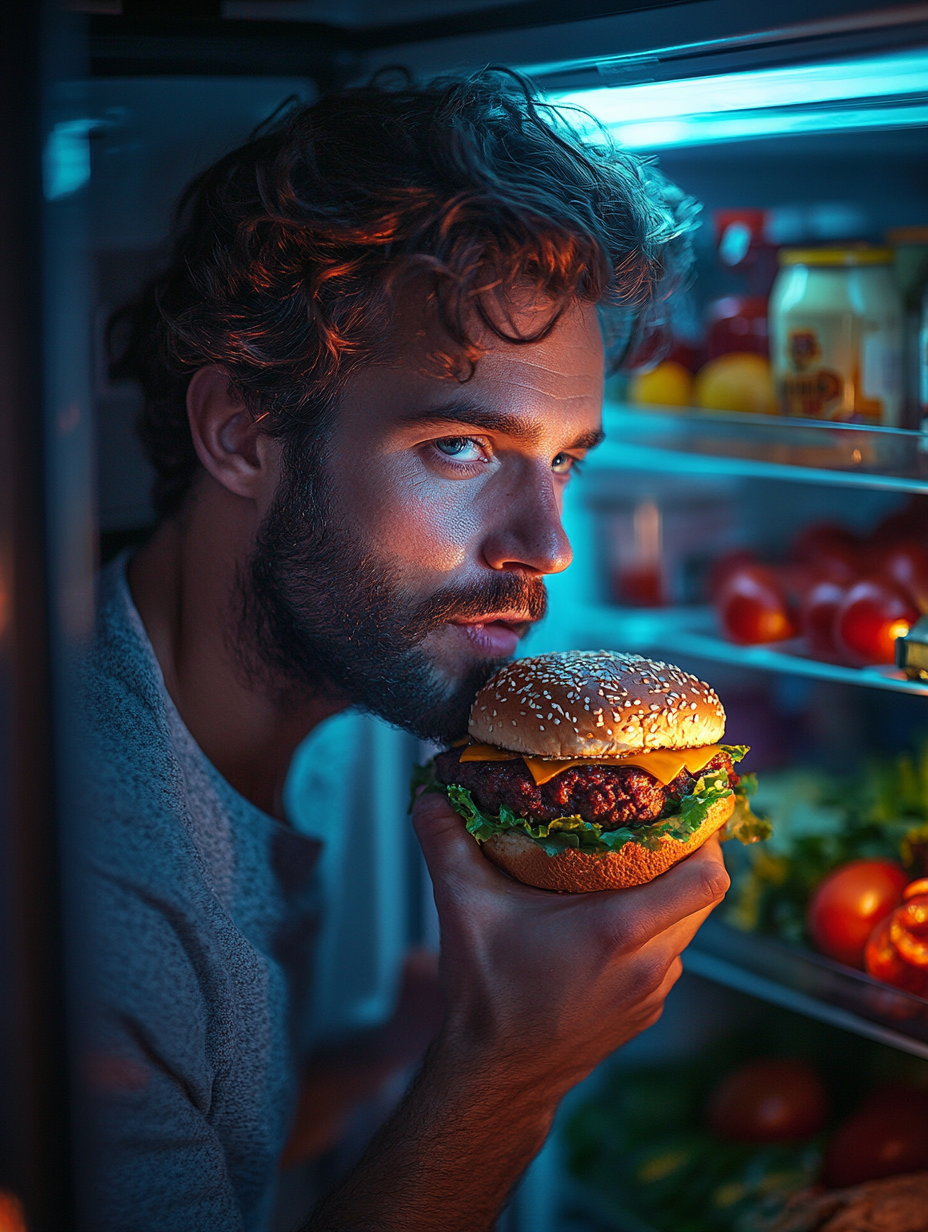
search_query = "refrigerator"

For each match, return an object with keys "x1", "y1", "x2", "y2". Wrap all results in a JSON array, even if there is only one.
[{"x1": 2, "y1": 0, "x2": 927, "y2": 1228}]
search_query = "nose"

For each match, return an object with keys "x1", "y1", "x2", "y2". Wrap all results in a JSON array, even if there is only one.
[{"x1": 480, "y1": 464, "x2": 573, "y2": 576}]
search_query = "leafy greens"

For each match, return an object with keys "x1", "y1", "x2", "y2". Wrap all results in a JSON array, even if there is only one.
[{"x1": 412, "y1": 745, "x2": 769, "y2": 859}]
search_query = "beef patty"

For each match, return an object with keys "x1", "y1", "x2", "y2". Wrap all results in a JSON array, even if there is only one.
[{"x1": 435, "y1": 748, "x2": 737, "y2": 831}]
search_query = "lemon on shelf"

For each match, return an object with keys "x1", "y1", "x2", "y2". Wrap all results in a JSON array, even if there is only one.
[
  {"x1": 694, "y1": 352, "x2": 777, "y2": 415},
  {"x1": 627, "y1": 359, "x2": 694, "y2": 407}
]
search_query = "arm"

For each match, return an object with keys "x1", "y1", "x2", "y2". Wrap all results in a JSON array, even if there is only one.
[{"x1": 302, "y1": 790, "x2": 729, "y2": 1231}]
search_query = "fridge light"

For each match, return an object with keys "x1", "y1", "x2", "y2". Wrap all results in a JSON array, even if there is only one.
[
  {"x1": 598, "y1": 103, "x2": 928, "y2": 149},
  {"x1": 551, "y1": 49, "x2": 928, "y2": 148}
]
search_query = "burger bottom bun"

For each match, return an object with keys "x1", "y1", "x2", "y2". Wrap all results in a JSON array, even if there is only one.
[{"x1": 481, "y1": 795, "x2": 735, "y2": 893}]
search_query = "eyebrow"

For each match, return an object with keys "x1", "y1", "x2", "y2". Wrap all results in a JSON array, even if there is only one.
[{"x1": 398, "y1": 401, "x2": 606, "y2": 452}]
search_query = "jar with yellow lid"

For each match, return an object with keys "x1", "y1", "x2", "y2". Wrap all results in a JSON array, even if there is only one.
[{"x1": 768, "y1": 247, "x2": 903, "y2": 424}]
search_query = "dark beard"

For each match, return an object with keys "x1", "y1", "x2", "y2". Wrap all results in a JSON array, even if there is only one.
[{"x1": 235, "y1": 457, "x2": 547, "y2": 745}]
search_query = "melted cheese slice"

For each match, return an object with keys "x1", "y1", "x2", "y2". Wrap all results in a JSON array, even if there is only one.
[{"x1": 458, "y1": 742, "x2": 723, "y2": 787}]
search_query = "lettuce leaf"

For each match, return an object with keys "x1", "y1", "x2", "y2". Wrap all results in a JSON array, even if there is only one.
[
  {"x1": 722, "y1": 772, "x2": 773, "y2": 844},
  {"x1": 411, "y1": 744, "x2": 768, "y2": 859}
]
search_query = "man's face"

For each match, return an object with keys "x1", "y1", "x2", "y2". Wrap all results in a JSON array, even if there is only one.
[{"x1": 243, "y1": 295, "x2": 604, "y2": 743}]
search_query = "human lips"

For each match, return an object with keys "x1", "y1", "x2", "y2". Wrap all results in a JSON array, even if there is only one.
[{"x1": 448, "y1": 612, "x2": 533, "y2": 657}]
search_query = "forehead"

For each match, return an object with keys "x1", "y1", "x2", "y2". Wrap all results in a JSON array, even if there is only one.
[
  {"x1": 337, "y1": 294, "x2": 605, "y2": 436},
  {"x1": 471, "y1": 298, "x2": 605, "y2": 407}
]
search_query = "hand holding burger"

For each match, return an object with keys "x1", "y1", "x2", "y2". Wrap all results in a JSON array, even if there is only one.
[{"x1": 422, "y1": 650, "x2": 763, "y2": 893}]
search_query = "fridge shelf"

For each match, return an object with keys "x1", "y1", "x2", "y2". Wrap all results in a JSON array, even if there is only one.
[
  {"x1": 566, "y1": 604, "x2": 928, "y2": 697},
  {"x1": 686, "y1": 919, "x2": 928, "y2": 1059},
  {"x1": 559, "y1": 1179, "x2": 657, "y2": 1232},
  {"x1": 597, "y1": 405, "x2": 928, "y2": 493}
]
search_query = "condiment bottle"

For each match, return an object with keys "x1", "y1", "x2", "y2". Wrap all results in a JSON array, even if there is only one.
[
  {"x1": 769, "y1": 248, "x2": 903, "y2": 424},
  {"x1": 887, "y1": 226, "x2": 928, "y2": 428}
]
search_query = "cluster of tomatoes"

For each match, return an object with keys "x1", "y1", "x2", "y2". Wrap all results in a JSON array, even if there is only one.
[
  {"x1": 706, "y1": 1057, "x2": 928, "y2": 1189},
  {"x1": 710, "y1": 507, "x2": 928, "y2": 665},
  {"x1": 807, "y1": 860, "x2": 928, "y2": 998}
]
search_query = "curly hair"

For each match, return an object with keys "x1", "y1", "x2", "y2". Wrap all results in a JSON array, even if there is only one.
[{"x1": 111, "y1": 69, "x2": 697, "y2": 520}]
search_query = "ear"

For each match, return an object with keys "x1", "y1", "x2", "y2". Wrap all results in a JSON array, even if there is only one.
[{"x1": 187, "y1": 365, "x2": 278, "y2": 503}]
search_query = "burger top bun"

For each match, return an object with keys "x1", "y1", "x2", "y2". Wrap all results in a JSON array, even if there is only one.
[{"x1": 468, "y1": 650, "x2": 725, "y2": 759}]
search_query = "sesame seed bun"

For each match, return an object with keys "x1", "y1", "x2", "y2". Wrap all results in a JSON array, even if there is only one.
[
  {"x1": 482, "y1": 794, "x2": 734, "y2": 893},
  {"x1": 468, "y1": 651, "x2": 726, "y2": 759}
]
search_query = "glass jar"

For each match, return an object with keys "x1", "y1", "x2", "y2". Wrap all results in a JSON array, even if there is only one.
[
  {"x1": 920, "y1": 284, "x2": 928, "y2": 427},
  {"x1": 888, "y1": 226, "x2": 928, "y2": 427},
  {"x1": 769, "y1": 248, "x2": 903, "y2": 424}
]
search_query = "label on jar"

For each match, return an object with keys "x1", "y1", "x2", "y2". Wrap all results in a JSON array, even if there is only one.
[
  {"x1": 777, "y1": 318, "x2": 886, "y2": 422},
  {"x1": 770, "y1": 261, "x2": 904, "y2": 425}
]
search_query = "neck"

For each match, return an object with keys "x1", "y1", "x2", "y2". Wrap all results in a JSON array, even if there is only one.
[{"x1": 128, "y1": 479, "x2": 345, "y2": 819}]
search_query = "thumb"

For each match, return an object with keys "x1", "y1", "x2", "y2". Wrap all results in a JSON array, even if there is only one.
[{"x1": 411, "y1": 790, "x2": 499, "y2": 890}]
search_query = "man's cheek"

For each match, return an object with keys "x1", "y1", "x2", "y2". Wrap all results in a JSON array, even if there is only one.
[{"x1": 380, "y1": 495, "x2": 483, "y2": 575}]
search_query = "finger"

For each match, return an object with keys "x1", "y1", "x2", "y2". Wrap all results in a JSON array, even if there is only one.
[
  {"x1": 596, "y1": 835, "x2": 730, "y2": 954},
  {"x1": 623, "y1": 955, "x2": 684, "y2": 1041},
  {"x1": 411, "y1": 791, "x2": 502, "y2": 891},
  {"x1": 655, "y1": 954, "x2": 684, "y2": 1001},
  {"x1": 637, "y1": 897, "x2": 720, "y2": 969}
]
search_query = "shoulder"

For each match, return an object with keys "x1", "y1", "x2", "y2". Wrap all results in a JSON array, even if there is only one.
[
  {"x1": 78, "y1": 557, "x2": 202, "y2": 892},
  {"x1": 80, "y1": 554, "x2": 167, "y2": 753}
]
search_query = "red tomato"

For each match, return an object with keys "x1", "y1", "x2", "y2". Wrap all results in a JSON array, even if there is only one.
[
  {"x1": 865, "y1": 911, "x2": 928, "y2": 997},
  {"x1": 792, "y1": 523, "x2": 862, "y2": 581},
  {"x1": 889, "y1": 892, "x2": 928, "y2": 969},
  {"x1": 706, "y1": 1058, "x2": 828, "y2": 1143},
  {"x1": 833, "y1": 577, "x2": 918, "y2": 665},
  {"x1": 707, "y1": 550, "x2": 758, "y2": 601},
  {"x1": 822, "y1": 1083, "x2": 928, "y2": 1188},
  {"x1": 800, "y1": 578, "x2": 849, "y2": 657},
  {"x1": 875, "y1": 540, "x2": 928, "y2": 612},
  {"x1": 716, "y1": 564, "x2": 797, "y2": 645},
  {"x1": 867, "y1": 906, "x2": 928, "y2": 1000},
  {"x1": 776, "y1": 563, "x2": 822, "y2": 606},
  {"x1": 870, "y1": 499, "x2": 928, "y2": 548},
  {"x1": 807, "y1": 860, "x2": 908, "y2": 969}
]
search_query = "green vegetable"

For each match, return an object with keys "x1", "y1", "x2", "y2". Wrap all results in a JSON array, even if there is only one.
[
  {"x1": 722, "y1": 772, "x2": 773, "y2": 845},
  {"x1": 413, "y1": 745, "x2": 767, "y2": 859},
  {"x1": 724, "y1": 740, "x2": 928, "y2": 943},
  {"x1": 564, "y1": 1042, "x2": 824, "y2": 1232}
]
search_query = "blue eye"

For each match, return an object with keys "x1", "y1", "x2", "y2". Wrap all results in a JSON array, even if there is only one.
[
  {"x1": 435, "y1": 437, "x2": 485, "y2": 463},
  {"x1": 552, "y1": 452, "x2": 581, "y2": 476}
]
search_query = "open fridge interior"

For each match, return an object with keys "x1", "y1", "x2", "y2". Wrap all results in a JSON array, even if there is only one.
[{"x1": 42, "y1": 2, "x2": 928, "y2": 1228}]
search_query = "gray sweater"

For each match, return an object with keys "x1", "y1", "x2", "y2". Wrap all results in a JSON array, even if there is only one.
[{"x1": 81, "y1": 555, "x2": 323, "y2": 1231}]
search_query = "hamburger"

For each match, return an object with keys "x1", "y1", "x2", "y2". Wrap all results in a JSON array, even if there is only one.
[{"x1": 421, "y1": 650, "x2": 764, "y2": 893}]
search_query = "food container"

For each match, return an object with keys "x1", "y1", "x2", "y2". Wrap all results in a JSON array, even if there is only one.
[
  {"x1": 888, "y1": 226, "x2": 928, "y2": 426},
  {"x1": 920, "y1": 284, "x2": 928, "y2": 425},
  {"x1": 591, "y1": 478, "x2": 737, "y2": 607},
  {"x1": 769, "y1": 248, "x2": 903, "y2": 424}
]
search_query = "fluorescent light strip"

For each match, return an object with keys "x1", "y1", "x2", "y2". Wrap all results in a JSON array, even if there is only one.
[
  {"x1": 608, "y1": 103, "x2": 928, "y2": 149},
  {"x1": 551, "y1": 49, "x2": 928, "y2": 141}
]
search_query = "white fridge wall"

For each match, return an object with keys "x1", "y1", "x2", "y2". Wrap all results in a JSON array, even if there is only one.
[{"x1": 285, "y1": 710, "x2": 422, "y2": 1042}]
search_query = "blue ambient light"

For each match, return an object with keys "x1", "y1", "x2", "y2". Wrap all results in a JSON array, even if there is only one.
[
  {"x1": 551, "y1": 49, "x2": 928, "y2": 148},
  {"x1": 43, "y1": 119, "x2": 97, "y2": 200}
]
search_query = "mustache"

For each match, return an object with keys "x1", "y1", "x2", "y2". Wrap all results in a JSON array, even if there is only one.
[{"x1": 411, "y1": 571, "x2": 548, "y2": 632}]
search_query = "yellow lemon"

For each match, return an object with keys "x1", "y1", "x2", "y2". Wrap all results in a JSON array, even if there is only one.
[
  {"x1": 694, "y1": 352, "x2": 777, "y2": 414},
  {"x1": 628, "y1": 360, "x2": 694, "y2": 407}
]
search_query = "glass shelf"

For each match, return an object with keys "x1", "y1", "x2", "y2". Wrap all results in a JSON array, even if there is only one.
[
  {"x1": 568, "y1": 604, "x2": 928, "y2": 697},
  {"x1": 597, "y1": 404, "x2": 928, "y2": 493},
  {"x1": 686, "y1": 919, "x2": 928, "y2": 1059}
]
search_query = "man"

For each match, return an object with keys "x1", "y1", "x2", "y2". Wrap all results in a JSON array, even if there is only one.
[{"x1": 84, "y1": 70, "x2": 724, "y2": 1230}]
